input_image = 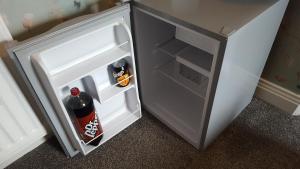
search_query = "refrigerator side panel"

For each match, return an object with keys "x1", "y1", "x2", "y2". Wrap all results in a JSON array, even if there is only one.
[{"x1": 203, "y1": 0, "x2": 289, "y2": 148}]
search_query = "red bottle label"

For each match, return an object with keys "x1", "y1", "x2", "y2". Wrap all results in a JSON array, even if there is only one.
[{"x1": 76, "y1": 111, "x2": 103, "y2": 143}]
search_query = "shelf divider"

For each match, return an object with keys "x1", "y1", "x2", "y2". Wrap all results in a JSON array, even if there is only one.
[
  {"x1": 157, "y1": 38, "x2": 189, "y2": 57},
  {"x1": 98, "y1": 75, "x2": 135, "y2": 103},
  {"x1": 176, "y1": 46, "x2": 213, "y2": 77}
]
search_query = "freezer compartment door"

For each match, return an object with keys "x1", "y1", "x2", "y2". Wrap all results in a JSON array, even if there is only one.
[{"x1": 8, "y1": 4, "x2": 141, "y2": 156}]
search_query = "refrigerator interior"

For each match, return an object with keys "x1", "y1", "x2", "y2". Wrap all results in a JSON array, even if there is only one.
[
  {"x1": 133, "y1": 8, "x2": 219, "y2": 147},
  {"x1": 25, "y1": 6, "x2": 141, "y2": 155}
]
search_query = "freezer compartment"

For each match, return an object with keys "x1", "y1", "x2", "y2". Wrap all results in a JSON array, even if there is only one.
[
  {"x1": 157, "y1": 38, "x2": 213, "y2": 77},
  {"x1": 133, "y1": 7, "x2": 218, "y2": 147},
  {"x1": 155, "y1": 38, "x2": 211, "y2": 99},
  {"x1": 157, "y1": 38, "x2": 210, "y2": 98}
]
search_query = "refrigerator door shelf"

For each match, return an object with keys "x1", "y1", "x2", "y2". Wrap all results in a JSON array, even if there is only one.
[
  {"x1": 78, "y1": 87, "x2": 140, "y2": 155},
  {"x1": 98, "y1": 74, "x2": 135, "y2": 103},
  {"x1": 39, "y1": 23, "x2": 130, "y2": 75},
  {"x1": 32, "y1": 41, "x2": 131, "y2": 88}
]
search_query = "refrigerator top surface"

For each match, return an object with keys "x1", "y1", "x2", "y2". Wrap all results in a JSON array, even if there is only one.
[{"x1": 134, "y1": 0, "x2": 280, "y2": 38}]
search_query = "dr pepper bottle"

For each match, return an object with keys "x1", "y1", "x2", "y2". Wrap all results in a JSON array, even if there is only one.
[{"x1": 66, "y1": 87, "x2": 103, "y2": 146}]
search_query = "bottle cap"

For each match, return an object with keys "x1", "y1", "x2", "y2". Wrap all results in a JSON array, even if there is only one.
[
  {"x1": 70, "y1": 87, "x2": 80, "y2": 96},
  {"x1": 113, "y1": 59, "x2": 127, "y2": 68}
]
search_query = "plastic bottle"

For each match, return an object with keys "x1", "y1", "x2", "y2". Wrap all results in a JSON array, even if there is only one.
[{"x1": 66, "y1": 87, "x2": 103, "y2": 146}]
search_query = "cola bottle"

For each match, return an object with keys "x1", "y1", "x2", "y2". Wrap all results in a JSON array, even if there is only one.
[{"x1": 66, "y1": 87, "x2": 103, "y2": 146}]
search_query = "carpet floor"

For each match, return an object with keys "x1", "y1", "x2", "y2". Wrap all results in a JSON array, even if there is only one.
[{"x1": 7, "y1": 98, "x2": 300, "y2": 169}]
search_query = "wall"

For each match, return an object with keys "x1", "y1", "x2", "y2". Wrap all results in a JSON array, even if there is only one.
[
  {"x1": 0, "y1": 0, "x2": 116, "y2": 40},
  {"x1": 0, "y1": 0, "x2": 298, "y2": 94},
  {"x1": 262, "y1": 0, "x2": 300, "y2": 95}
]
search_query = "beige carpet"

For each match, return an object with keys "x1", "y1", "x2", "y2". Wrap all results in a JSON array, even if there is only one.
[{"x1": 7, "y1": 98, "x2": 300, "y2": 169}]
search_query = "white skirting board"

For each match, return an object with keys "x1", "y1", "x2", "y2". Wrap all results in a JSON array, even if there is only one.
[
  {"x1": 293, "y1": 105, "x2": 300, "y2": 116},
  {"x1": 255, "y1": 78, "x2": 300, "y2": 114}
]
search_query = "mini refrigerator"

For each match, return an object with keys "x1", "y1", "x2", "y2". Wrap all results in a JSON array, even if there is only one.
[{"x1": 7, "y1": 0, "x2": 288, "y2": 157}]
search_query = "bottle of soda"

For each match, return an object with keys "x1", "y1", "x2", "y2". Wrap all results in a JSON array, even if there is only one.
[
  {"x1": 66, "y1": 87, "x2": 103, "y2": 146},
  {"x1": 112, "y1": 59, "x2": 130, "y2": 87}
]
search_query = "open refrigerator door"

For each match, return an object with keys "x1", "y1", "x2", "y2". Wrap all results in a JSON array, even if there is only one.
[{"x1": 8, "y1": 4, "x2": 141, "y2": 156}]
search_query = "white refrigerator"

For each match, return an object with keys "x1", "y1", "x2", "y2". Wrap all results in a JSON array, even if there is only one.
[{"x1": 7, "y1": 0, "x2": 288, "y2": 157}]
